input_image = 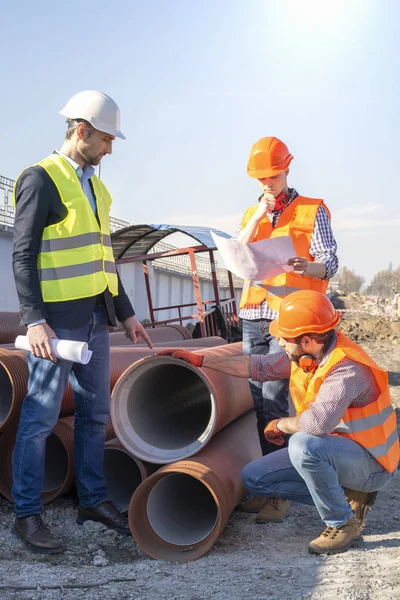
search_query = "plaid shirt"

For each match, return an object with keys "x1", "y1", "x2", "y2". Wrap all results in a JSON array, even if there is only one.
[
  {"x1": 237, "y1": 188, "x2": 338, "y2": 321},
  {"x1": 249, "y1": 332, "x2": 380, "y2": 436}
]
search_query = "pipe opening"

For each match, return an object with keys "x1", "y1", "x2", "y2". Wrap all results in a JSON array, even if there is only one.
[
  {"x1": 0, "y1": 365, "x2": 12, "y2": 424},
  {"x1": 104, "y1": 448, "x2": 145, "y2": 512},
  {"x1": 43, "y1": 433, "x2": 69, "y2": 492},
  {"x1": 125, "y1": 362, "x2": 213, "y2": 455},
  {"x1": 146, "y1": 474, "x2": 218, "y2": 546}
]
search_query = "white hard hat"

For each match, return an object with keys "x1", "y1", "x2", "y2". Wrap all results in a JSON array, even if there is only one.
[{"x1": 60, "y1": 90, "x2": 126, "y2": 140}]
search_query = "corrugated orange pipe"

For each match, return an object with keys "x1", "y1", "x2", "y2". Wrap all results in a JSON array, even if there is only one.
[
  {"x1": 0, "y1": 416, "x2": 115, "y2": 503},
  {"x1": 104, "y1": 438, "x2": 157, "y2": 512},
  {"x1": 0, "y1": 312, "x2": 26, "y2": 344},
  {"x1": 111, "y1": 342, "x2": 253, "y2": 464},
  {"x1": 128, "y1": 410, "x2": 261, "y2": 562},
  {"x1": 0, "y1": 351, "x2": 30, "y2": 433}
]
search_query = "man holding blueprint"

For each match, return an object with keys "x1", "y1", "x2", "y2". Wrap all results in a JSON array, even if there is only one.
[
  {"x1": 235, "y1": 136, "x2": 338, "y2": 523},
  {"x1": 11, "y1": 91, "x2": 152, "y2": 553}
]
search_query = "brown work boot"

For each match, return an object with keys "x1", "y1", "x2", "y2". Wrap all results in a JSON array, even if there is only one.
[
  {"x1": 308, "y1": 515, "x2": 362, "y2": 555},
  {"x1": 77, "y1": 501, "x2": 130, "y2": 535},
  {"x1": 344, "y1": 488, "x2": 377, "y2": 531},
  {"x1": 255, "y1": 497, "x2": 290, "y2": 523},
  {"x1": 236, "y1": 496, "x2": 266, "y2": 513},
  {"x1": 14, "y1": 515, "x2": 64, "y2": 554}
]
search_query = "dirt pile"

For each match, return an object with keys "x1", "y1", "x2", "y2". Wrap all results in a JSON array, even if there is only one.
[{"x1": 338, "y1": 316, "x2": 400, "y2": 343}]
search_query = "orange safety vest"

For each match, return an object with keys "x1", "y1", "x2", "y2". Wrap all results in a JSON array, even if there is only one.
[
  {"x1": 239, "y1": 196, "x2": 330, "y2": 312},
  {"x1": 290, "y1": 331, "x2": 399, "y2": 473}
]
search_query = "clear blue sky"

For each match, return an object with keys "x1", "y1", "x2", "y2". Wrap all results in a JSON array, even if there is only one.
[{"x1": 1, "y1": 0, "x2": 399, "y2": 284}]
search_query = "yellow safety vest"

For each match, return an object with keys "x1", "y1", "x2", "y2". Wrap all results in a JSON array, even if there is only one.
[
  {"x1": 290, "y1": 332, "x2": 399, "y2": 473},
  {"x1": 13, "y1": 154, "x2": 118, "y2": 302},
  {"x1": 239, "y1": 196, "x2": 330, "y2": 313}
]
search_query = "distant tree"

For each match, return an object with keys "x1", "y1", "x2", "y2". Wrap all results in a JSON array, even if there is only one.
[
  {"x1": 338, "y1": 266, "x2": 364, "y2": 294},
  {"x1": 368, "y1": 265, "x2": 400, "y2": 298}
]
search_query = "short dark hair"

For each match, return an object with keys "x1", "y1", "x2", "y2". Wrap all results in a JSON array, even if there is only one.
[
  {"x1": 294, "y1": 329, "x2": 335, "y2": 346},
  {"x1": 65, "y1": 118, "x2": 94, "y2": 140}
]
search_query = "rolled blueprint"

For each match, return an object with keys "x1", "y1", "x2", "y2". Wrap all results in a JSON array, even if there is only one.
[{"x1": 15, "y1": 335, "x2": 92, "y2": 365}]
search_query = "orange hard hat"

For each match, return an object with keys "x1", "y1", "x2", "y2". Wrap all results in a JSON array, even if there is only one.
[
  {"x1": 270, "y1": 291, "x2": 340, "y2": 338},
  {"x1": 247, "y1": 136, "x2": 293, "y2": 179}
]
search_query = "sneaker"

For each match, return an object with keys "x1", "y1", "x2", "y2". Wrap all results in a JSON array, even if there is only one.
[
  {"x1": 344, "y1": 488, "x2": 377, "y2": 531},
  {"x1": 308, "y1": 515, "x2": 362, "y2": 555},
  {"x1": 236, "y1": 496, "x2": 266, "y2": 514},
  {"x1": 255, "y1": 497, "x2": 290, "y2": 523}
]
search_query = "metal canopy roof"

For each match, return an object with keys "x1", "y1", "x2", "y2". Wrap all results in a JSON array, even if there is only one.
[{"x1": 111, "y1": 223, "x2": 231, "y2": 260}]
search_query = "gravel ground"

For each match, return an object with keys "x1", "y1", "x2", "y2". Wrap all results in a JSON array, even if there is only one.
[{"x1": 0, "y1": 316, "x2": 399, "y2": 600}]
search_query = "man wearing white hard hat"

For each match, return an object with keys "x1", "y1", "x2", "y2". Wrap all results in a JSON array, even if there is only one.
[{"x1": 11, "y1": 90, "x2": 152, "y2": 553}]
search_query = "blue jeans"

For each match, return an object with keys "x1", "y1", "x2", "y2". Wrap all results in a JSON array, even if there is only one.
[
  {"x1": 242, "y1": 431, "x2": 395, "y2": 527},
  {"x1": 242, "y1": 318, "x2": 289, "y2": 455},
  {"x1": 12, "y1": 306, "x2": 111, "y2": 518}
]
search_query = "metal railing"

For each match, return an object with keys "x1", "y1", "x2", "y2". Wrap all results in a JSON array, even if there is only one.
[{"x1": 0, "y1": 173, "x2": 130, "y2": 233}]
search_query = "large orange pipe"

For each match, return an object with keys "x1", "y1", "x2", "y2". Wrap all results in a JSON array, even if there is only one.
[
  {"x1": 0, "y1": 344, "x2": 197, "y2": 435},
  {"x1": 61, "y1": 345, "x2": 209, "y2": 417},
  {"x1": 128, "y1": 411, "x2": 261, "y2": 562},
  {"x1": 0, "y1": 351, "x2": 30, "y2": 433},
  {"x1": 111, "y1": 342, "x2": 253, "y2": 463},
  {"x1": 0, "y1": 312, "x2": 26, "y2": 344}
]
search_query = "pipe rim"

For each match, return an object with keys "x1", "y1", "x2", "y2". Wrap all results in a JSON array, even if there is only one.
[
  {"x1": 111, "y1": 356, "x2": 217, "y2": 464},
  {"x1": 129, "y1": 466, "x2": 224, "y2": 562}
]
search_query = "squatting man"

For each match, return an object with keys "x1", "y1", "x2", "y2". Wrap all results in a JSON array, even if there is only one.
[{"x1": 159, "y1": 290, "x2": 399, "y2": 555}]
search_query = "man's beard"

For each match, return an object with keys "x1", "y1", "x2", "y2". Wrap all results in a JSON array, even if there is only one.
[
  {"x1": 286, "y1": 347, "x2": 303, "y2": 364},
  {"x1": 81, "y1": 148, "x2": 102, "y2": 166}
]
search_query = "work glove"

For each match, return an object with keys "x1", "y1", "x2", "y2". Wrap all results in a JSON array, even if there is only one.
[
  {"x1": 157, "y1": 349, "x2": 204, "y2": 368},
  {"x1": 264, "y1": 419, "x2": 286, "y2": 446}
]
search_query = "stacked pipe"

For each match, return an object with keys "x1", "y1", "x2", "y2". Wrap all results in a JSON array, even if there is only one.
[
  {"x1": 129, "y1": 410, "x2": 260, "y2": 561},
  {"x1": 109, "y1": 343, "x2": 260, "y2": 561},
  {"x1": 0, "y1": 321, "x2": 233, "y2": 518},
  {"x1": 111, "y1": 343, "x2": 252, "y2": 463},
  {"x1": 0, "y1": 313, "x2": 256, "y2": 561},
  {"x1": 0, "y1": 345, "x2": 157, "y2": 502}
]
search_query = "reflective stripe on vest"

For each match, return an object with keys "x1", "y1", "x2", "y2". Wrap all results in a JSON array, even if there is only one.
[
  {"x1": 290, "y1": 331, "x2": 400, "y2": 473},
  {"x1": 38, "y1": 259, "x2": 117, "y2": 281},
  {"x1": 239, "y1": 196, "x2": 330, "y2": 312},
  {"x1": 13, "y1": 154, "x2": 118, "y2": 302}
]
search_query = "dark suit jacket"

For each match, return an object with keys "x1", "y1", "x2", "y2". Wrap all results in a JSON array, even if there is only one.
[{"x1": 12, "y1": 163, "x2": 135, "y2": 329}]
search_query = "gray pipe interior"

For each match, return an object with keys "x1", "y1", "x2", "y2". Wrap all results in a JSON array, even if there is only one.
[
  {"x1": 104, "y1": 448, "x2": 145, "y2": 512},
  {"x1": 43, "y1": 433, "x2": 69, "y2": 492},
  {"x1": 127, "y1": 364, "x2": 213, "y2": 450},
  {"x1": 146, "y1": 474, "x2": 218, "y2": 545},
  {"x1": 0, "y1": 364, "x2": 12, "y2": 424}
]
